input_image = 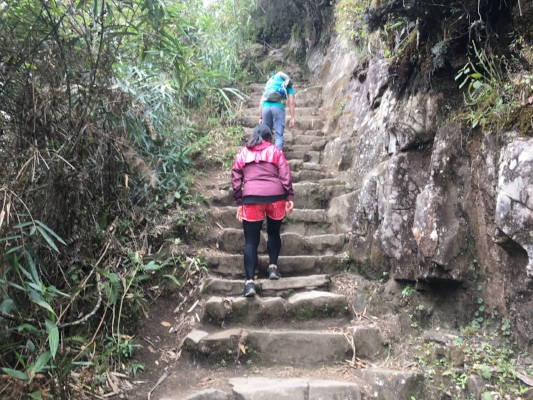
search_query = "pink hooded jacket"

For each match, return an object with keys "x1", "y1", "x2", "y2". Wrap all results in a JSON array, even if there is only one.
[{"x1": 231, "y1": 141, "x2": 294, "y2": 206}]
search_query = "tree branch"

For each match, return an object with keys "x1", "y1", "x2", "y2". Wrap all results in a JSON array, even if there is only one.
[{"x1": 58, "y1": 273, "x2": 103, "y2": 329}]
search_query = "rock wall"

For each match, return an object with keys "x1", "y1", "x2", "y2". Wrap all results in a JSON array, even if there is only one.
[{"x1": 306, "y1": 37, "x2": 533, "y2": 345}]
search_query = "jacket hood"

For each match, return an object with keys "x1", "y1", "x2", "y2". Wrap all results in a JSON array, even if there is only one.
[{"x1": 248, "y1": 141, "x2": 273, "y2": 151}]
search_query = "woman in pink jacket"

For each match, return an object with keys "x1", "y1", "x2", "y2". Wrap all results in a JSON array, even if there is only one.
[{"x1": 231, "y1": 124, "x2": 295, "y2": 297}]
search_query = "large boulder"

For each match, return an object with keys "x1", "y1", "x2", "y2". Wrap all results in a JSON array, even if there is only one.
[
  {"x1": 412, "y1": 122, "x2": 473, "y2": 282},
  {"x1": 495, "y1": 137, "x2": 533, "y2": 276}
]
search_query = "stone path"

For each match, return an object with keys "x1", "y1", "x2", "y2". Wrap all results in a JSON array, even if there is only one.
[{"x1": 161, "y1": 79, "x2": 425, "y2": 399}]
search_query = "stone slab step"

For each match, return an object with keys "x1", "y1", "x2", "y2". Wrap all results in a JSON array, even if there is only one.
[
  {"x1": 185, "y1": 324, "x2": 383, "y2": 366},
  {"x1": 160, "y1": 388, "x2": 232, "y2": 400},
  {"x1": 305, "y1": 151, "x2": 321, "y2": 164},
  {"x1": 288, "y1": 160, "x2": 326, "y2": 172},
  {"x1": 291, "y1": 170, "x2": 330, "y2": 183},
  {"x1": 293, "y1": 136, "x2": 326, "y2": 146},
  {"x1": 293, "y1": 182, "x2": 351, "y2": 209},
  {"x1": 202, "y1": 254, "x2": 349, "y2": 279},
  {"x1": 210, "y1": 206, "x2": 330, "y2": 230},
  {"x1": 229, "y1": 377, "x2": 360, "y2": 400},
  {"x1": 248, "y1": 83, "x2": 316, "y2": 93},
  {"x1": 354, "y1": 369, "x2": 424, "y2": 399},
  {"x1": 288, "y1": 144, "x2": 312, "y2": 153},
  {"x1": 203, "y1": 291, "x2": 348, "y2": 324},
  {"x1": 185, "y1": 329, "x2": 350, "y2": 366},
  {"x1": 200, "y1": 275, "x2": 330, "y2": 297},
  {"x1": 244, "y1": 97, "x2": 318, "y2": 109},
  {"x1": 210, "y1": 180, "x2": 352, "y2": 209},
  {"x1": 214, "y1": 228, "x2": 347, "y2": 255},
  {"x1": 241, "y1": 107, "x2": 319, "y2": 117},
  {"x1": 283, "y1": 150, "x2": 306, "y2": 161},
  {"x1": 246, "y1": 330, "x2": 349, "y2": 365}
]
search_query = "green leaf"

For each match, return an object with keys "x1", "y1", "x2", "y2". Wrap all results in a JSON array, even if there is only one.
[
  {"x1": 163, "y1": 274, "x2": 180, "y2": 286},
  {"x1": 60, "y1": 357, "x2": 73, "y2": 379},
  {"x1": 472, "y1": 80, "x2": 482, "y2": 90},
  {"x1": 13, "y1": 221, "x2": 33, "y2": 229},
  {"x1": 0, "y1": 235, "x2": 22, "y2": 242},
  {"x1": 48, "y1": 326, "x2": 59, "y2": 360},
  {"x1": 33, "y1": 351, "x2": 52, "y2": 374},
  {"x1": 5, "y1": 245, "x2": 23, "y2": 255},
  {"x1": 0, "y1": 299, "x2": 15, "y2": 315},
  {"x1": 471, "y1": 72, "x2": 483, "y2": 79},
  {"x1": 35, "y1": 221, "x2": 66, "y2": 245},
  {"x1": 30, "y1": 392, "x2": 42, "y2": 400},
  {"x1": 1, "y1": 368, "x2": 28, "y2": 381},
  {"x1": 36, "y1": 226, "x2": 59, "y2": 252}
]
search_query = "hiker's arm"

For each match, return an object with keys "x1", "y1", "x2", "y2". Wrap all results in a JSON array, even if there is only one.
[
  {"x1": 288, "y1": 94, "x2": 295, "y2": 128},
  {"x1": 258, "y1": 102, "x2": 263, "y2": 125}
]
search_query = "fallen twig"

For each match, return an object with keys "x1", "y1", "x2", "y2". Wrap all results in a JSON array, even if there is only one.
[{"x1": 147, "y1": 369, "x2": 170, "y2": 400}]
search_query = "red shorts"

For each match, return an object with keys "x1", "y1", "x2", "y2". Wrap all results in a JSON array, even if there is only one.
[{"x1": 242, "y1": 200, "x2": 286, "y2": 222}]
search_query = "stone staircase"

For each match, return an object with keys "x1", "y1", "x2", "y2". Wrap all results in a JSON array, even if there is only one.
[{"x1": 161, "y1": 80, "x2": 425, "y2": 400}]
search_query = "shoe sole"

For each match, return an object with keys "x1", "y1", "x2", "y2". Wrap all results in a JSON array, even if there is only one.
[
  {"x1": 269, "y1": 274, "x2": 280, "y2": 280},
  {"x1": 244, "y1": 289, "x2": 256, "y2": 297}
]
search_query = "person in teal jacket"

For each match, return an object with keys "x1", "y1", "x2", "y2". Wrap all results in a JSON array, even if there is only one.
[{"x1": 258, "y1": 76, "x2": 295, "y2": 150}]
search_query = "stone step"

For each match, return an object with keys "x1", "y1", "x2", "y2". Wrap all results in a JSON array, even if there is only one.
[
  {"x1": 248, "y1": 83, "x2": 316, "y2": 93},
  {"x1": 288, "y1": 144, "x2": 312, "y2": 153},
  {"x1": 288, "y1": 160, "x2": 326, "y2": 172},
  {"x1": 293, "y1": 135, "x2": 326, "y2": 146},
  {"x1": 214, "y1": 228, "x2": 347, "y2": 256},
  {"x1": 244, "y1": 96, "x2": 318, "y2": 109},
  {"x1": 291, "y1": 169, "x2": 330, "y2": 183},
  {"x1": 240, "y1": 115, "x2": 324, "y2": 131},
  {"x1": 202, "y1": 253, "x2": 349, "y2": 279},
  {"x1": 283, "y1": 150, "x2": 306, "y2": 161},
  {"x1": 185, "y1": 324, "x2": 383, "y2": 366},
  {"x1": 203, "y1": 291, "x2": 348, "y2": 324},
  {"x1": 209, "y1": 180, "x2": 352, "y2": 209},
  {"x1": 241, "y1": 107, "x2": 319, "y2": 117},
  {"x1": 354, "y1": 369, "x2": 424, "y2": 399},
  {"x1": 244, "y1": 85, "x2": 322, "y2": 98},
  {"x1": 293, "y1": 182, "x2": 351, "y2": 209},
  {"x1": 200, "y1": 275, "x2": 330, "y2": 297},
  {"x1": 229, "y1": 377, "x2": 361, "y2": 400},
  {"x1": 245, "y1": 129, "x2": 324, "y2": 140},
  {"x1": 283, "y1": 150, "x2": 321, "y2": 164},
  {"x1": 162, "y1": 369, "x2": 425, "y2": 400},
  {"x1": 210, "y1": 207, "x2": 330, "y2": 232}
]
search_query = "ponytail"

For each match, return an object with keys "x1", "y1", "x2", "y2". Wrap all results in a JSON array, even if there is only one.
[{"x1": 247, "y1": 124, "x2": 273, "y2": 148}]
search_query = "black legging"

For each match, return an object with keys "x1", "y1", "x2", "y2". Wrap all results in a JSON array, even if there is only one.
[{"x1": 243, "y1": 217, "x2": 283, "y2": 280}]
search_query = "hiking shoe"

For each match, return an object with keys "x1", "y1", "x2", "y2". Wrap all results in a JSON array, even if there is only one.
[
  {"x1": 267, "y1": 267, "x2": 281, "y2": 280},
  {"x1": 241, "y1": 282, "x2": 256, "y2": 297}
]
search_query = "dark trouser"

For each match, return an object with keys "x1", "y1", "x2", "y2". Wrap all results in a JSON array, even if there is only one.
[{"x1": 242, "y1": 217, "x2": 283, "y2": 280}]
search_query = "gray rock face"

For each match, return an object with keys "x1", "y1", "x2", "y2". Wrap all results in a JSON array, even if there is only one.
[
  {"x1": 495, "y1": 137, "x2": 533, "y2": 275},
  {"x1": 388, "y1": 92, "x2": 442, "y2": 152},
  {"x1": 379, "y1": 153, "x2": 423, "y2": 280},
  {"x1": 412, "y1": 122, "x2": 472, "y2": 281}
]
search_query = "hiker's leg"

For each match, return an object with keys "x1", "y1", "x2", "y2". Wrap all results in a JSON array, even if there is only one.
[
  {"x1": 271, "y1": 107, "x2": 286, "y2": 150},
  {"x1": 265, "y1": 200, "x2": 285, "y2": 265},
  {"x1": 242, "y1": 219, "x2": 264, "y2": 281},
  {"x1": 261, "y1": 107, "x2": 274, "y2": 131},
  {"x1": 266, "y1": 216, "x2": 283, "y2": 266}
]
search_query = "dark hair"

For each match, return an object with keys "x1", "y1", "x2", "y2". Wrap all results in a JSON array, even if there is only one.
[{"x1": 247, "y1": 124, "x2": 273, "y2": 147}]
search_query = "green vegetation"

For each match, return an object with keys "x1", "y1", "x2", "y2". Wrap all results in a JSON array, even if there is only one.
[
  {"x1": 334, "y1": 0, "x2": 372, "y2": 42},
  {"x1": 0, "y1": 0, "x2": 257, "y2": 397}
]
